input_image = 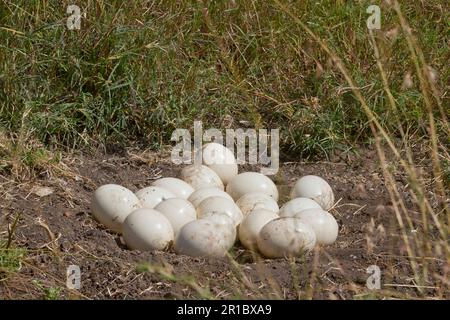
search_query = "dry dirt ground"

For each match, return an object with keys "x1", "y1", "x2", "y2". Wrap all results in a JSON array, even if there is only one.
[{"x1": 0, "y1": 146, "x2": 445, "y2": 299}]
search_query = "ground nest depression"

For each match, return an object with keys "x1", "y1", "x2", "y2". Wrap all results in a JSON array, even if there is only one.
[{"x1": 0, "y1": 147, "x2": 446, "y2": 299}]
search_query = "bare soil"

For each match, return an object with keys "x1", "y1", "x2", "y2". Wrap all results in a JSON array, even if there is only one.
[{"x1": 0, "y1": 146, "x2": 445, "y2": 299}]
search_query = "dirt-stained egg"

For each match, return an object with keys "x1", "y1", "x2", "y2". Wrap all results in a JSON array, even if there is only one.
[
  {"x1": 290, "y1": 175, "x2": 334, "y2": 210},
  {"x1": 278, "y1": 197, "x2": 321, "y2": 218},
  {"x1": 174, "y1": 218, "x2": 236, "y2": 257},
  {"x1": 257, "y1": 217, "x2": 316, "y2": 258},
  {"x1": 135, "y1": 186, "x2": 176, "y2": 208},
  {"x1": 238, "y1": 209, "x2": 278, "y2": 250},
  {"x1": 122, "y1": 208, "x2": 174, "y2": 251},
  {"x1": 154, "y1": 198, "x2": 197, "y2": 236},
  {"x1": 91, "y1": 184, "x2": 141, "y2": 233},
  {"x1": 202, "y1": 142, "x2": 238, "y2": 185},
  {"x1": 197, "y1": 196, "x2": 243, "y2": 226},
  {"x1": 236, "y1": 192, "x2": 279, "y2": 217},
  {"x1": 181, "y1": 164, "x2": 224, "y2": 190},
  {"x1": 188, "y1": 187, "x2": 233, "y2": 207},
  {"x1": 201, "y1": 213, "x2": 237, "y2": 248},
  {"x1": 152, "y1": 177, "x2": 194, "y2": 199},
  {"x1": 226, "y1": 172, "x2": 278, "y2": 202},
  {"x1": 293, "y1": 208, "x2": 339, "y2": 245}
]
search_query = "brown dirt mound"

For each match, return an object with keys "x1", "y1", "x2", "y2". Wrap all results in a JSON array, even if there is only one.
[{"x1": 0, "y1": 148, "x2": 443, "y2": 299}]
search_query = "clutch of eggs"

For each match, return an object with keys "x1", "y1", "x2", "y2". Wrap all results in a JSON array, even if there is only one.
[{"x1": 90, "y1": 143, "x2": 339, "y2": 259}]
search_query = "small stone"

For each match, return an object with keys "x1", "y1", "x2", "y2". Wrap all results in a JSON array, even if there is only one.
[{"x1": 32, "y1": 186, "x2": 54, "y2": 197}]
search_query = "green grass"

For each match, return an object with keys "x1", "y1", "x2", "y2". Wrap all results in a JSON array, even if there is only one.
[
  {"x1": 32, "y1": 280, "x2": 62, "y2": 300},
  {"x1": 0, "y1": 245, "x2": 26, "y2": 279},
  {"x1": 0, "y1": 0, "x2": 447, "y2": 161},
  {"x1": 0, "y1": 214, "x2": 26, "y2": 280}
]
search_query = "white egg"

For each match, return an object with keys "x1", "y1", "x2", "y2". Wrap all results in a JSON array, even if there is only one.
[
  {"x1": 135, "y1": 186, "x2": 176, "y2": 208},
  {"x1": 154, "y1": 198, "x2": 197, "y2": 236},
  {"x1": 122, "y1": 208, "x2": 174, "y2": 251},
  {"x1": 278, "y1": 197, "x2": 321, "y2": 218},
  {"x1": 202, "y1": 143, "x2": 238, "y2": 185},
  {"x1": 238, "y1": 209, "x2": 278, "y2": 250},
  {"x1": 181, "y1": 164, "x2": 224, "y2": 190},
  {"x1": 187, "y1": 187, "x2": 234, "y2": 207},
  {"x1": 257, "y1": 217, "x2": 316, "y2": 258},
  {"x1": 152, "y1": 177, "x2": 194, "y2": 199},
  {"x1": 91, "y1": 184, "x2": 141, "y2": 233},
  {"x1": 201, "y1": 213, "x2": 237, "y2": 248},
  {"x1": 293, "y1": 208, "x2": 339, "y2": 245},
  {"x1": 226, "y1": 172, "x2": 279, "y2": 202},
  {"x1": 202, "y1": 212, "x2": 235, "y2": 227},
  {"x1": 197, "y1": 196, "x2": 243, "y2": 226},
  {"x1": 236, "y1": 192, "x2": 279, "y2": 217},
  {"x1": 175, "y1": 218, "x2": 236, "y2": 258},
  {"x1": 290, "y1": 175, "x2": 334, "y2": 210}
]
